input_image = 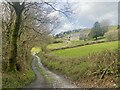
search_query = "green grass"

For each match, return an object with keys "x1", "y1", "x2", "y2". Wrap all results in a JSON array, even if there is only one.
[
  {"x1": 70, "y1": 40, "x2": 87, "y2": 45},
  {"x1": 108, "y1": 26, "x2": 117, "y2": 31},
  {"x1": 39, "y1": 41, "x2": 119, "y2": 87},
  {"x1": 47, "y1": 42, "x2": 67, "y2": 49},
  {"x1": 2, "y1": 56, "x2": 35, "y2": 88},
  {"x1": 48, "y1": 26, "x2": 117, "y2": 50},
  {"x1": 2, "y1": 69, "x2": 35, "y2": 88},
  {"x1": 51, "y1": 41, "x2": 118, "y2": 58},
  {"x1": 47, "y1": 40, "x2": 87, "y2": 49},
  {"x1": 40, "y1": 49, "x2": 118, "y2": 87},
  {"x1": 31, "y1": 47, "x2": 41, "y2": 54}
]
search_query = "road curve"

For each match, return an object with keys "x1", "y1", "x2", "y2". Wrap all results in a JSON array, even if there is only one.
[
  {"x1": 25, "y1": 54, "x2": 78, "y2": 88},
  {"x1": 25, "y1": 55, "x2": 52, "y2": 88}
]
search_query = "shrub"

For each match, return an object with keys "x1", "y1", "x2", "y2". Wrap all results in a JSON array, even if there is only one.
[
  {"x1": 104, "y1": 30, "x2": 118, "y2": 41},
  {"x1": 53, "y1": 40, "x2": 63, "y2": 43}
]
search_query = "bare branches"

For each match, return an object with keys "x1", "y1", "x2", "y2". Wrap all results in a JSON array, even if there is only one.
[
  {"x1": 4, "y1": 0, "x2": 72, "y2": 42},
  {"x1": 30, "y1": 17, "x2": 49, "y2": 24},
  {"x1": 5, "y1": 0, "x2": 14, "y2": 8},
  {"x1": 24, "y1": 25, "x2": 43, "y2": 35},
  {"x1": 100, "y1": 61, "x2": 115, "y2": 79},
  {"x1": 25, "y1": 2, "x2": 36, "y2": 9},
  {"x1": 44, "y1": 2, "x2": 71, "y2": 18}
]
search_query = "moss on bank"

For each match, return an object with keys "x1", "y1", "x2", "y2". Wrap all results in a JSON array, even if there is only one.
[
  {"x1": 2, "y1": 57, "x2": 35, "y2": 88},
  {"x1": 2, "y1": 69, "x2": 35, "y2": 88}
]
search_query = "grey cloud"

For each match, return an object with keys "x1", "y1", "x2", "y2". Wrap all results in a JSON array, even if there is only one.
[{"x1": 54, "y1": 2, "x2": 118, "y2": 33}]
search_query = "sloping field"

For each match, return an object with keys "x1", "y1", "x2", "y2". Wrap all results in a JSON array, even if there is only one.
[
  {"x1": 51, "y1": 41, "x2": 118, "y2": 58},
  {"x1": 47, "y1": 40, "x2": 86, "y2": 50},
  {"x1": 40, "y1": 41, "x2": 119, "y2": 88}
]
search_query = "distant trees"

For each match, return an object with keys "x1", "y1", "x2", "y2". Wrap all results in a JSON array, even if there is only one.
[
  {"x1": 89, "y1": 21, "x2": 101, "y2": 40},
  {"x1": 79, "y1": 34, "x2": 88, "y2": 41},
  {"x1": 55, "y1": 29, "x2": 81, "y2": 38},
  {"x1": 118, "y1": 25, "x2": 120, "y2": 29},
  {"x1": 100, "y1": 20, "x2": 109, "y2": 35},
  {"x1": 89, "y1": 21, "x2": 108, "y2": 40}
]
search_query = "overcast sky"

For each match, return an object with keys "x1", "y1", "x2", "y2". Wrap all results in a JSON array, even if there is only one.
[{"x1": 48, "y1": 1, "x2": 118, "y2": 34}]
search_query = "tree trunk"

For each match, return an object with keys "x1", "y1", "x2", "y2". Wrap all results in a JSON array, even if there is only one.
[
  {"x1": 8, "y1": 13, "x2": 21, "y2": 72},
  {"x1": 95, "y1": 36, "x2": 97, "y2": 40}
]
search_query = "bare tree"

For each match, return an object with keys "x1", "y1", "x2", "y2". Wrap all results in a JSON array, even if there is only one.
[
  {"x1": 2, "y1": 0, "x2": 71, "y2": 72},
  {"x1": 5, "y1": 1, "x2": 25, "y2": 71},
  {"x1": 100, "y1": 19, "x2": 110, "y2": 35}
]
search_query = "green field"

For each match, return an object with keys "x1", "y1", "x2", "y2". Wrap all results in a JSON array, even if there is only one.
[
  {"x1": 47, "y1": 40, "x2": 87, "y2": 49},
  {"x1": 51, "y1": 41, "x2": 118, "y2": 58},
  {"x1": 108, "y1": 26, "x2": 117, "y2": 31},
  {"x1": 40, "y1": 41, "x2": 118, "y2": 87},
  {"x1": 31, "y1": 47, "x2": 41, "y2": 54},
  {"x1": 39, "y1": 27, "x2": 118, "y2": 88},
  {"x1": 47, "y1": 42, "x2": 68, "y2": 49}
]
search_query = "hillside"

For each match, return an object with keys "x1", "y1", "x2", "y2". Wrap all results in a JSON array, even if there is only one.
[
  {"x1": 2, "y1": 1, "x2": 119, "y2": 88},
  {"x1": 54, "y1": 26, "x2": 117, "y2": 42},
  {"x1": 39, "y1": 41, "x2": 119, "y2": 88},
  {"x1": 51, "y1": 41, "x2": 118, "y2": 57}
]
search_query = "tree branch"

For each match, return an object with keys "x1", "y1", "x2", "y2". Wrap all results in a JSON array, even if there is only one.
[
  {"x1": 5, "y1": 0, "x2": 14, "y2": 8},
  {"x1": 44, "y1": 2, "x2": 70, "y2": 18},
  {"x1": 100, "y1": 61, "x2": 115, "y2": 79},
  {"x1": 24, "y1": 26, "x2": 43, "y2": 35}
]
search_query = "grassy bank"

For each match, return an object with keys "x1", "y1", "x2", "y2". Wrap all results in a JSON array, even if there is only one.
[
  {"x1": 2, "y1": 69, "x2": 35, "y2": 88},
  {"x1": 2, "y1": 57, "x2": 35, "y2": 88},
  {"x1": 40, "y1": 50, "x2": 119, "y2": 88},
  {"x1": 39, "y1": 41, "x2": 119, "y2": 88}
]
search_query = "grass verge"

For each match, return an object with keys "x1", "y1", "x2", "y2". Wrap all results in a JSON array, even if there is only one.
[
  {"x1": 39, "y1": 49, "x2": 119, "y2": 88},
  {"x1": 2, "y1": 57, "x2": 35, "y2": 88},
  {"x1": 2, "y1": 69, "x2": 35, "y2": 88}
]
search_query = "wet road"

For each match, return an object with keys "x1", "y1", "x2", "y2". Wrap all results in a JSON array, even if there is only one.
[{"x1": 25, "y1": 54, "x2": 78, "y2": 88}]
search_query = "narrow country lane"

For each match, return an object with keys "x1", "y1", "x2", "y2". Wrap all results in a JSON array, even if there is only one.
[
  {"x1": 25, "y1": 55, "x2": 52, "y2": 88},
  {"x1": 25, "y1": 54, "x2": 78, "y2": 88}
]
